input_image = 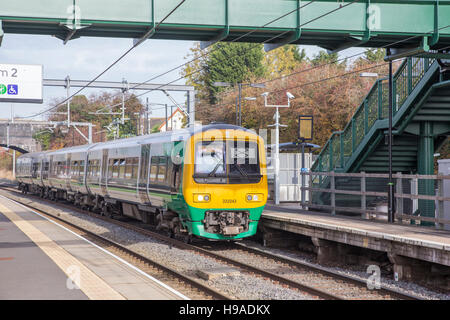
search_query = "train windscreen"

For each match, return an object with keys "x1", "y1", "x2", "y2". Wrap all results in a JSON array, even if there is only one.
[{"x1": 194, "y1": 140, "x2": 261, "y2": 184}]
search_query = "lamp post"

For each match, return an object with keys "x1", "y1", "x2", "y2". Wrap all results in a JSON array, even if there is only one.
[
  {"x1": 387, "y1": 56, "x2": 394, "y2": 223},
  {"x1": 213, "y1": 82, "x2": 265, "y2": 126},
  {"x1": 298, "y1": 115, "x2": 314, "y2": 208},
  {"x1": 263, "y1": 91, "x2": 295, "y2": 205}
]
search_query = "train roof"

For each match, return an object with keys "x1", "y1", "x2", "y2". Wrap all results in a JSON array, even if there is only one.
[{"x1": 18, "y1": 124, "x2": 259, "y2": 159}]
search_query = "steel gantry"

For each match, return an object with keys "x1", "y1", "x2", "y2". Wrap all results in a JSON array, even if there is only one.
[{"x1": 0, "y1": 1, "x2": 449, "y2": 52}]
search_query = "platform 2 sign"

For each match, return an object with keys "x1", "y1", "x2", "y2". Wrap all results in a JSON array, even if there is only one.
[{"x1": 0, "y1": 64, "x2": 43, "y2": 103}]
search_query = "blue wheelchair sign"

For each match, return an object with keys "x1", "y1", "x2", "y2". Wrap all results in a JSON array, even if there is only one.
[{"x1": 7, "y1": 85, "x2": 18, "y2": 95}]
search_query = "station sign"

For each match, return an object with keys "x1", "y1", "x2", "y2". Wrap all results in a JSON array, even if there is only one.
[{"x1": 0, "y1": 64, "x2": 43, "y2": 103}]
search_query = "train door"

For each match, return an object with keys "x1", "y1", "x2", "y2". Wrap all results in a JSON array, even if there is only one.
[
  {"x1": 65, "y1": 153, "x2": 71, "y2": 190},
  {"x1": 170, "y1": 141, "x2": 184, "y2": 195},
  {"x1": 38, "y1": 158, "x2": 43, "y2": 185},
  {"x1": 83, "y1": 153, "x2": 89, "y2": 194},
  {"x1": 48, "y1": 155, "x2": 54, "y2": 188},
  {"x1": 100, "y1": 148, "x2": 109, "y2": 196},
  {"x1": 138, "y1": 144, "x2": 150, "y2": 203}
]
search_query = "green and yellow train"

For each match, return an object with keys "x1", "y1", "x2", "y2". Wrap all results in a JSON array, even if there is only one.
[{"x1": 16, "y1": 124, "x2": 268, "y2": 241}]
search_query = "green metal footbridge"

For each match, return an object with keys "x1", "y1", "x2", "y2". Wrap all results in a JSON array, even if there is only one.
[{"x1": 1, "y1": 0, "x2": 450, "y2": 52}]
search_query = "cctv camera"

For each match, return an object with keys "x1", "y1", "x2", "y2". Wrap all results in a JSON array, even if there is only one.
[
  {"x1": 261, "y1": 92, "x2": 269, "y2": 97},
  {"x1": 286, "y1": 92, "x2": 295, "y2": 99}
]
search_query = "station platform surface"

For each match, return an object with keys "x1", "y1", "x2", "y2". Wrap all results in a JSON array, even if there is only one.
[
  {"x1": 262, "y1": 204, "x2": 450, "y2": 267},
  {"x1": 0, "y1": 196, "x2": 186, "y2": 300}
]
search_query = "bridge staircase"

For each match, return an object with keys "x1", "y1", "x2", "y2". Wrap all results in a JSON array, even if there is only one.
[{"x1": 310, "y1": 57, "x2": 450, "y2": 220}]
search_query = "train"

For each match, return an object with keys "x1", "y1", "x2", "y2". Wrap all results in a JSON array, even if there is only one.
[{"x1": 15, "y1": 124, "x2": 268, "y2": 242}]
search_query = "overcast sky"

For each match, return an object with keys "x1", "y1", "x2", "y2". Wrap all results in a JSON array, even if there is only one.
[{"x1": 0, "y1": 33, "x2": 363, "y2": 120}]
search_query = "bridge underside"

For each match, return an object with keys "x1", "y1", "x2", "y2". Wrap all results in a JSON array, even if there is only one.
[{"x1": 1, "y1": 0, "x2": 450, "y2": 51}]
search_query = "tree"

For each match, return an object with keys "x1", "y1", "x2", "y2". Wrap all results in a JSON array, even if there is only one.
[
  {"x1": 207, "y1": 42, "x2": 265, "y2": 101},
  {"x1": 292, "y1": 46, "x2": 306, "y2": 62},
  {"x1": 364, "y1": 48, "x2": 385, "y2": 63},
  {"x1": 264, "y1": 45, "x2": 305, "y2": 79},
  {"x1": 310, "y1": 50, "x2": 341, "y2": 66},
  {"x1": 34, "y1": 92, "x2": 144, "y2": 149},
  {"x1": 181, "y1": 42, "x2": 266, "y2": 103}
]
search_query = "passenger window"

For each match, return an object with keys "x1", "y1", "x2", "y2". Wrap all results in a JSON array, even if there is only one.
[
  {"x1": 125, "y1": 158, "x2": 138, "y2": 179},
  {"x1": 131, "y1": 158, "x2": 139, "y2": 179},
  {"x1": 150, "y1": 157, "x2": 158, "y2": 182},
  {"x1": 112, "y1": 159, "x2": 120, "y2": 178},
  {"x1": 119, "y1": 159, "x2": 126, "y2": 178},
  {"x1": 72, "y1": 161, "x2": 78, "y2": 176},
  {"x1": 79, "y1": 160, "x2": 85, "y2": 177},
  {"x1": 158, "y1": 157, "x2": 167, "y2": 182}
]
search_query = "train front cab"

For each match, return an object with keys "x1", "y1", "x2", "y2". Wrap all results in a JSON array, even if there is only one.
[{"x1": 182, "y1": 128, "x2": 268, "y2": 240}]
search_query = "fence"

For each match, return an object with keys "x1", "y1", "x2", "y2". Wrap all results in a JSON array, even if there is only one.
[
  {"x1": 301, "y1": 171, "x2": 450, "y2": 230},
  {"x1": 267, "y1": 153, "x2": 313, "y2": 202}
]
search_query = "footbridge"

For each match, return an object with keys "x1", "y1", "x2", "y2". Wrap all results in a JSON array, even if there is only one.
[{"x1": 1, "y1": 1, "x2": 450, "y2": 52}]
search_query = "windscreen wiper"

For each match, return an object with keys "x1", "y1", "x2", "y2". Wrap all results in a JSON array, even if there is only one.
[
  {"x1": 234, "y1": 163, "x2": 248, "y2": 177},
  {"x1": 208, "y1": 161, "x2": 223, "y2": 177}
]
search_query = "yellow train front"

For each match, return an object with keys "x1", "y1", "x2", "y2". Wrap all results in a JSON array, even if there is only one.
[{"x1": 176, "y1": 125, "x2": 268, "y2": 240}]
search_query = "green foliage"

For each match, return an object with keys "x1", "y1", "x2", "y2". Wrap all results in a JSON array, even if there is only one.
[
  {"x1": 292, "y1": 46, "x2": 306, "y2": 62},
  {"x1": 207, "y1": 42, "x2": 266, "y2": 101},
  {"x1": 264, "y1": 45, "x2": 305, "y2": 78},
  {"x1": 364, "y1": 48, "x2": 385, "y2": 63},
  {"x1": 151, "y1": 124, "x2": 161, "y2": 133},
  {"x1": 33, "y1": 131, "x2": 53, "y2": 150},
  {"x1": 310, "y1": 50, "x2": 340, "y2": 66}
]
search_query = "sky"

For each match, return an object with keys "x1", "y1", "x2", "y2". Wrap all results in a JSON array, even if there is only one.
[{"x1": 0, "y1": 33, "x2": 364, "y2": 121}]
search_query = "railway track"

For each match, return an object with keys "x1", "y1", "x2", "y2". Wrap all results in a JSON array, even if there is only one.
[{"x1": 0, "y1": 185, "x2": 422, "y2": 300}]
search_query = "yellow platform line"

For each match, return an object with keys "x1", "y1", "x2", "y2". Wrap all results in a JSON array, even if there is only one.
[{"x1": 0, "y1": 202, "x2": 125, "y2": 300}]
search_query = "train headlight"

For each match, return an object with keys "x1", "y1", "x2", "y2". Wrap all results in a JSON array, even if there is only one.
[
  {"x1": 246, "y1": 194, "x2": 263, "y2": 202},
  {"x1": 194, "y1": 193, "x2": 211, "y2": 203}
]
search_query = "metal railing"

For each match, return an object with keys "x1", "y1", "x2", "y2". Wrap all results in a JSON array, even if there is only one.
[
  {"x1": 301, "y1": 171, "x2": 450, "y2": 230},
  {"x1": 312, "y1": 57, "x2": 436, "y2": 173}
]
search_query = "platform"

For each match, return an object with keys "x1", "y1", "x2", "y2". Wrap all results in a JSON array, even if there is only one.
[
  {"x1": 0, "y1": 196, "x2": 186, "y2": 300},
  {"x1": 261, "y1": 204, "x2": 450, "y2": 270}
]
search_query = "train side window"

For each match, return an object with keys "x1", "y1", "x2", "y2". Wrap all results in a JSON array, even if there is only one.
[
  {"x1": 71, "y1": 161, "x2": 78, "y2": 176},
  {"x1": 125, "y1": 159, "x2": 132, "y2": 179},
  {"x1": 96, "y1": 160, "x2": 101, "y2": 177},
  {"x1": 108, "y1": 159, "x2": 113, "y2": 178},
  {"x1": 112, "y1": 159, "x2": 120, "y2": 178},
  {"x1": 131, "y1": 157, "x2": 139, "y2": 179},
  {"x1": 90, "y1": 160, "x2": 94, "y2": 177},
  {"x1": 150, "y1": 156, "x2": 158, "y2": 182},
  {"x1": 119, "y1": 159, "x2": 126, "y2": 178},
  {"x1": 79, "y1": 160, "x2": 85, "y2": 177},
  {"x1": 158, "y1": 157, "x2": 167, "y2": 183},
  {"x1": 125, "y1": 157, "x2": 138, "y2": 179},
  {"x1": 90, "y1": 160, "x2": 99, "y2": 177}
]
